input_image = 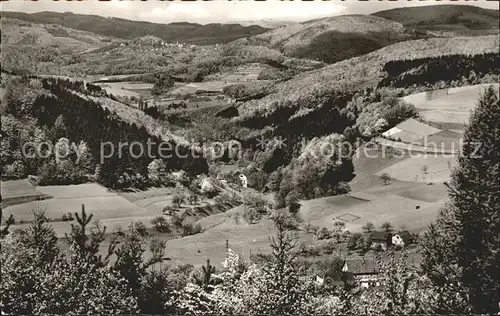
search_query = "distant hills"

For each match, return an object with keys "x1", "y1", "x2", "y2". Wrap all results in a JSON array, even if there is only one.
[
  {"x1": 373, "y1": 5, "x2": 499, "y2": 30},
  {"x1": 239, "y1": 5, "x2": 499, "y2": 63},
  {"x1": 243, "y1": 14, "x2": 421, "y2": 63},
  {"x1": 236, "y1": 20, "x2": 299, "y2": 29},
  {"x1": 1, "y1": 11, "x2": 270, "y2": 45},
  {"x1": 3, "y1": 4, "x2": 498, "y2": 68}
]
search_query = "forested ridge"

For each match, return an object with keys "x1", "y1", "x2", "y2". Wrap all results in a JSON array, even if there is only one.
[
  {"x1": 379, "y1": 52, "x2": 499, "y2": 88},
  {"x1": 1, "y1": 76, "x2": 208, "y2": 188}
]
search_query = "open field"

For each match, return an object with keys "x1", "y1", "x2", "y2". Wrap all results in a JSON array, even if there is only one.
[
  {"x1": 300, "y1": 183, "x2": 445, "y2": 234},
  {"x1": 170, "y1": 81, "x2": 228, "y2": 95},
  {"x1": 4, "y1": 182, "x2": 238, "y2": 242},
  {"x1": 2, "y1": 179, "x2": 44, "y2": 199},
  {"x1": 402, "y1": 83, "x2": 499, "y2": 131},
  {"x1": 95, "y1": 81, "x2": 154, "y2": 98},
  {"x1": 1, "y1": 179, "x2": 53, "y2": 207},
  {"x1": 382, "y1": 118, "x2": 442, "y2": 143},
  {"x1": 375, "y1": 154, "x2": 457, "y2": 183},
  {"x1": 170, "y1": 64, "x2": 269, "y2": 96},
  {"x1": 164, "y1": 216, "x2": 312, "y2": 267},
  {"x1": 2, "y1": 183, "x2": 163, "y2": 238},
  {"x1": 3, "y1": 183, "x2": 150, "y2": 223},
  {"x1": 219, "y1": 64, "x2": 267, "y2": 81}
]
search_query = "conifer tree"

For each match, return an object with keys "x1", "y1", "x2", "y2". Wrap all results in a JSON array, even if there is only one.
[
  {"x1": 65, "y1": 204, "x2": 115, "y2": 266},
  {"x1": 192, "y1": 259, "x2": 218, "y2": 292},
  {"x1": 421, "y1": 86, "x2": 500, "y2": 313}
]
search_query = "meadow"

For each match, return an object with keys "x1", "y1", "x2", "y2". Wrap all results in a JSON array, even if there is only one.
[
  {"x1": 403, "y1": 83, "x2": 499, "y2": 131},
  {"x1": 95, "y1": 82, "x2": 154, "y2": 98}
]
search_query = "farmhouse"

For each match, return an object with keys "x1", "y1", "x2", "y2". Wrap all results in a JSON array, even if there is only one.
[
  {"x1": 342, "y1": 258, "x2": 380, "y2": 288},
  {"x1": 369, "y1": 231, "x2": 405, "y2": 250}
]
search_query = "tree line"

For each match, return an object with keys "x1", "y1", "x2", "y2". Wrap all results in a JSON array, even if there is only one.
[
  {"x1": 379, "y1": 52, "x2": 499, "y2": 88},
  {"x1": 1, "y1": 76, "x2": 208, "y2": 188}
]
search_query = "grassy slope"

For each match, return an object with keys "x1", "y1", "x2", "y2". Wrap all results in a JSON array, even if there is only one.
[
  {"x1": 373, "y1": 5, "x2": 499, "y2": 30},
  {"x1": 3, "y1": 11, "x2": 270, "y2": 45},
  {"x1": 237, "y1": 35, "x2": 499, "y2": 121},
  {"x1": 163, "y1": 149, "x2": 448, "y2": 266}
]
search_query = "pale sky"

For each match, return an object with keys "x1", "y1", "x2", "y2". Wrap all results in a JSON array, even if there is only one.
[{"x1": 1, "y1": 0, "x2": 498, "y2": 24}]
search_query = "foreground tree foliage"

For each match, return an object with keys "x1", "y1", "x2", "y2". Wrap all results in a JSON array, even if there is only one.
[
  {"x1": 420, "y1": 85, "x2": 500, "y2": 314},
  {"x1": 1, "y1": 199, "x2": 495, "y2": 315},
  {"x1": 1, "y1": 210, "x2": 139, "y2": 315}
]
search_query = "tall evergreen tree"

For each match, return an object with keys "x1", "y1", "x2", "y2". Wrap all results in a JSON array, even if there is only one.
[{"x1": 421, "y1": 86, "x2": 500, "y2": 313}]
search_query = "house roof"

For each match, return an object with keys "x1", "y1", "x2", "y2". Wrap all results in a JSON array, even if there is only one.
[
  {"x1": 369, "y1": 231, "x2": 391, "y2": 242},
  {"x1": 343, "y1": 258, "x2": 379, "y2": 275}
]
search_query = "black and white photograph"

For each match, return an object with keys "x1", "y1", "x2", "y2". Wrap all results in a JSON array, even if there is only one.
[{"x1": 0, "y1": 0, "x2": 499, "y2": 314}]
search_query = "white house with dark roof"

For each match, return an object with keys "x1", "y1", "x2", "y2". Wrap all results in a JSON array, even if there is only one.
[{"x1": 369, "y1": 231, "x2": 405, "y2": 250}]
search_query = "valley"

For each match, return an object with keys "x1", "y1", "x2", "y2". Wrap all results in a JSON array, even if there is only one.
[{"x1": 1, "y1": 3, "x2": 499, "y2": 314}]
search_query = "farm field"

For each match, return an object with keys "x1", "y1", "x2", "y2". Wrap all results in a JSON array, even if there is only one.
[
  {"x1": 219, "y1": 64, "x2": 266, "y2": 81},
  {"x1": 2, "y1": 179, "x2": 45, "y2": 199},
  {"x1": 375, "y1": 153, "x2": 457, "y2": 183},
  {"x1": 3, "y1": 183, "x2": 150, "y2": 223},
  {"x1": 95, "y1": 81, "x2": 154, "y2": 98},
  {"x1": 3, "y1": 181, "x2": 239, "y2": 241},
  {"x1": 170, "y1": 64, "x2": 269, "y2": 96},
  {"x1": 170, "y1": 81, "x2": 228, "y2": 95},
  {"x1": 382, "y1": 118, "x2": 442, "y2": 143},
  {"x1": 300, "y1": 193, "x2": 443, "y2": 234},
  {"x1": 402, "y1": 83, "x2": 499, "y2": 131},
  {"x1": 2, "y1": 183, "x2": 171, "y2": 238},
  {"x1": 165, "y1": 216, "x2": 312, "y2": 267},
  {"x1": 1, "y1": 179, "x2": 53, "y2": 207}
]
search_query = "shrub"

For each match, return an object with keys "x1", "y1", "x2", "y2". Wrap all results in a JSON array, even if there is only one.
[
  {"x1": 172, "y1": 192, "x2": 186, "y2": 208},
  {"x1": 151, "y1": 216, "x2": 169, "y2": 233},
  {"x1": 200, "y1": 178, "x2": 219, "y2": 198},
  {"x1": 134, "y1": 221, "x2": 149, "y2": 238},
  {"x1": 304, "y1": 222, "x2": 314, "y2": 234},
  {"x1": 356, "y1": 235, "x2": 372, "y2": 255},
  {"x1": 362, "y1": 222, "x2": 375, "y2": 233},
  {"x1": 285, "y1": 190, "x2": 301, "y2": 215},
  {"x1": 188, "y1": 192, "x2": 199, "y2": 205},
  {"x1": 316, "y1": 227, "x2": 333, "y2": 240},
  {"x1": 300, "y1": 243, "x2": 320, "y2": 257},
  {"x1": 321, "y1": 240, "x2": 336, "y2": 254},
  {"x1": 381, "y1": 222, "x2": 393, "y2": 232},
  {"x1": 3, "y1": 161, "x2": 27, "y2": 179},
  {"x1": 181, "y1": 222, "x2": 202, "y2": 236},
  {"x1": 397, "y1": 229, "x2": 418, "y2": 245},
  {"x1": 380, "y1": 173, "x2": 391, "y2": 185},
  {"x1": 61, "y1": 212, "x2": 74, "y2": 222},
  {"x1": 347, "y1": 233, "x2": 363, "y2": 251},
  {"x1": 243, "y1": 207, "x2": 262, "y2": 224},
  {"x1": 171, "y1": 212, "x2": 184, "y2": 228},
  {"x1": 214, "y1": 192, "x2": 240, "y2": 206},
  {"x1": 37, "y1": 160, "x2": 87, "y2": 186}
]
